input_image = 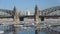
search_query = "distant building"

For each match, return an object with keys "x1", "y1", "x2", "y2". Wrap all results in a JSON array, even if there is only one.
[{"x1": 25, "y1": 10, "x2": 31, "y2": 15}]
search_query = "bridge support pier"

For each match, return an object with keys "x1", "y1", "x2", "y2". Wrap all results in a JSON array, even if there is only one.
[
  {"x1": 13, "y1": 6, "x2": 19, "y2": 22},
  {"x1": 34, "y1": 15, "x2": 41, "y2": 22},
  {"x1": 34, "y1": 5, "x2": 41, "y2": 22}
]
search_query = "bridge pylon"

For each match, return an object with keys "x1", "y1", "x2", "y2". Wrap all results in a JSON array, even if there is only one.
[
  {"x1": 13, "y1": 6, "x2": 19, "y2": 22},
  {"x1": 34, "y1": 5, "x2": 41, "y2": 22}
]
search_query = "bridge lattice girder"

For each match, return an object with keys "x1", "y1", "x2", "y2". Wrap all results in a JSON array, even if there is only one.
[
  {"x1": 0, "y1": 9, "x2": 14, "y2": 16},
  {"x1": 41, "y1": 6, "x2": 60, "y2": 15}
]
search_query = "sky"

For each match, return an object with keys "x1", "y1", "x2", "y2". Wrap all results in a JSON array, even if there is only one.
[{"x1": 0, "y1": 0, "x2": 60, "y2": 12}]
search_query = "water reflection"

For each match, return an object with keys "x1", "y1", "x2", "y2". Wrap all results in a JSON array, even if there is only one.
[{"x1": 0, "y1": 25, "x2": 47, "y2": 34}]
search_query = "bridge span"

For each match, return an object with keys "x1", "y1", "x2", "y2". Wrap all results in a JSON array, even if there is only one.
[{"x1": 0, "y1": 5, "x2": 60, "y2": 22}]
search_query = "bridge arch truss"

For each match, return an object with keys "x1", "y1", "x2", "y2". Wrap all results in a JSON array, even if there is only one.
[{"x1": 41, "y1": 6, "x2": 60, "y2": 16}]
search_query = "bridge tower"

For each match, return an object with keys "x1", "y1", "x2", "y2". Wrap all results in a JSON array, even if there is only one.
[
  {"x1": 13, "y1": 6, "x2": 19, "y2": 22},
  {"x1": 34, "y1": 5, "x2": 41, "y2": 22}
]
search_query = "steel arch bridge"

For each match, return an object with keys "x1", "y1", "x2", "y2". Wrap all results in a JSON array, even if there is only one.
[
  {"x1": 41, "y1": 6, "x2": 60, "y2": 16},
  {"x1": 0, "y1": 6, "x2": 60, "y2": 17}
]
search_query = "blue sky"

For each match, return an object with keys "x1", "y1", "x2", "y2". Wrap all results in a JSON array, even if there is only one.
[{"x1": 0, "y1": 0, "x2": 60, "y2": 12}]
